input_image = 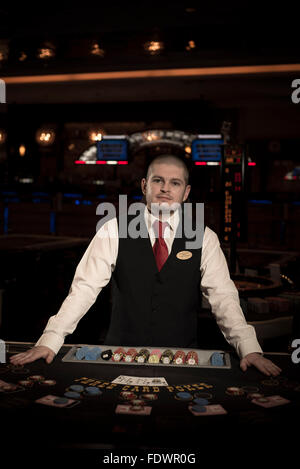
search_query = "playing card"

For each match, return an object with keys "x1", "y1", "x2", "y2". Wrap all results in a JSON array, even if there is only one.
[
  {"x1": 251, "y1": 395, "x2": 291, "y2": 408},
  {"x1": 112, "y1": 375, "x2": 168, "y2": 386},
  {"x1": 35, "y1": 394, "x2": 80, "y2": 408},
  {"x1": 115, "y1": 404, "x2": 152, "y2": 415}
]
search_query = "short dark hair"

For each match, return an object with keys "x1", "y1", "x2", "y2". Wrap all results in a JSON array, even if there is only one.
[{"x1": 146, "y1": 155, "x2": 189, "y2": 185}]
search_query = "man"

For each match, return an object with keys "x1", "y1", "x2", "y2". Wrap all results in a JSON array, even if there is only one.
[{"x1": 10, "y1": 155, "x2": 281, "y2": 376}]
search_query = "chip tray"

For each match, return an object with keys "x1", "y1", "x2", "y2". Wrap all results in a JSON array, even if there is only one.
[{"x1": 62, "y1": 345, "x2": 231, "y2": 369}]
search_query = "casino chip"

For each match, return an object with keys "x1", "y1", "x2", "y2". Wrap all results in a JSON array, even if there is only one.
[
  {"x1": 101, "y1": 349, "x2": 113, "y2": 361},
  {"x1": 226, "y1": 386, "x2": 244, "y2": 396},
  {"x1": 119, "y1": 391, "x2": 137, "y2": 400},
  {"x1": 54, "y1": 397, "x2": 69, "y2": 405},
  {"x1": 40, "y1": 379, "x2": 57, "y2": 386},
  {"x1": 173, "y1": 350, "x2": 185, "y2": 365},
  {"x1": 190, "y1": 405, "x2": 207, "y2": 413},
  {"x1": 193, "y1": 397, "x2": 209, "y2": 406},
  {"x1": 68, "y1": 384, "x2": 84, "y2": 392},
  {"x1": 75, "y1": 346, "x2": 90, "y2": 360},
  {"x1": 84, "y1": 386, "x2": 102, "y2": 396},
  {"x1": 142, "y1": 393, "x2": 158, "y2": 401},
  {"x1": 64, "y1": 391, "x2": 81, "y2": 399},
  {"x1": 18, "y1": 380, "x2": 34, "y2": 388},
  {"x1": 29, "y1": 375, "x2": 45, "y2": 382},
  {"x1": 175, "y1": 391, "x2": 193, "y2": 401},
  {"x1": 210, "y1": 352, "x2": 224, "y2": 367}
]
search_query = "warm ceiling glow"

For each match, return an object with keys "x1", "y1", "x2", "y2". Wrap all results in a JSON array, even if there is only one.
[
  {"x1": 19, "y1": 144, "x2": 26, "y2": 156},
  {"x1": 36, "y1": 129, "x2": 56, "y2": 146},
  {"x1": 186, "y1": 40, "x2": 196, "y2": 51},
  {"x1": 90, "y1": 42, "x2": 105, "y2": 57},
  {"x1": 89, "y1": 131, "x2": 104, "y2": 142},
  {"x1": 0, "y1": 130, "x2": 7, "y2": 144},
  {"x1": 37, "y1": 42, "x2": 56, "y2": 60},
  {"x1": 143, "y1": 40, "x2": 164, "y2": 55}
]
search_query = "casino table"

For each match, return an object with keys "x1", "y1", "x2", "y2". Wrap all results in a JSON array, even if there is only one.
[{"x1": 1, "y1": 341, "x2": 300, "y2": 463}]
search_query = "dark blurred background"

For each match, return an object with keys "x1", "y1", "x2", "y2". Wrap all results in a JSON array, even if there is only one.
[{"x1": 0, "y1": 1, "x2": 299, "y2": 352}]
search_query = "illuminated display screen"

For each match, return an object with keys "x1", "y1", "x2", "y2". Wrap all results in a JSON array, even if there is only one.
[
  {"x1": 191, "y1": 136, "x2": 223, "y2": 162},
  {"x1": 96, "y1": 137, "x2": 128, "y2": 161}
]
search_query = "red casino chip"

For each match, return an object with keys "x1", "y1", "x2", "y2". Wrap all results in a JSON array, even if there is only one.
[
  {"x1": 148, "y1": 349, "x2": 162, "y2": 364},
  {"x1": 123, "y1": 348, "x2": 137, "y2": 363},
  {"x1": 40, "y1": 379, "x2": 57, "y2": 386},
  {"x1": 173, "y1": 350, "x2": 186, "y2": 365},
  {"x1": 142, "y1": 393, "x2": 158, "y2": 401},
  {"x1": 18, "y1": 380, "x2": 34, "y2": 388},
  {"x1": 186, "y1": 351, "x2": 199, "y2": 365},
  {"x1": 29, "y1": 375, "x2": 45, "y2": 382},
  {"x1": 119, "y1": 391, "x2": 137, "y2": 400},
  {"x1": 112, "y1": 347, "x2": 125, "y2": 362}
]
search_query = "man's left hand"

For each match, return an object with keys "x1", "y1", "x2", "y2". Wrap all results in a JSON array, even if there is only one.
[{"x1": 240, "y1": 352, "x2": 282, "y2": 376}]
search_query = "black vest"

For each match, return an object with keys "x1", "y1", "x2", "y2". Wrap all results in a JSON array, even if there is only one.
[{"x1": 105, "y1": 206, "x2": 203, "y2": 347}]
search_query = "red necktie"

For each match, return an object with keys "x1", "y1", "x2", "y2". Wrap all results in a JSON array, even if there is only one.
[{"x1": 153, "y1": 220, "x2": 169, "y2": 271}]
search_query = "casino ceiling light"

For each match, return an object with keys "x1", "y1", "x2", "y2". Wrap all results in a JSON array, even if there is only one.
[
  {"x1": 90, "y1": 41, "x2": 105, "y2": 58},
  {"x1": 0, "y1": 40, "x2": 9, "y2": 63},
  {"x1": 185, "y1": 40, "x2": 196, "y2": 51},
  {"x1": 88, "y1": 130, "x2": 106, "y2": 142},
  {"x1": 0, "y1": 129, "x2": 7, "y2": 145},
  {"x1": 143, "y1": 40, "x2": 164, "y2": 55},
  {"x1": 36, "y1": 41, "x2": 56, "y2": 60},
  {"x1": 35, "y1": 128, "x2": 56, "y2": 146}
]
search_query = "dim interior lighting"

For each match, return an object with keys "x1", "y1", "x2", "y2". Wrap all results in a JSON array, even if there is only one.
[
  {"x1": 0, "y1": 40, "x2": 9, "y2": 62},
  {"x1": 19, "y1": 144, "x2": 26, "y2": 157},
  {"x1": 89, "y1": 130, "x2": 105, "y2": 142},
  {"x1": 35, "y1": 129, "x2": 56, "y2": 146},
  {"x1": 185, "y1": 146, "x2": 191, "y2": 154},
  {"x1": 37, "y1": 41, "x2": 56, "y2": 60},
  {"x1": 18, "y1": 51, "x2": 28, "y2": 62},
  {"x1": 0, "y1": 129, "x2": 7, "y2": 144},
  {"x1": 186, "y1": 40, "x2": 196, "y2": 51},
  {"x1": 143, "y1": 40, "x2": 164, "y2": 55},
  {"x1": 90, "y1": 41, "x2": 105, "y2": 57}
]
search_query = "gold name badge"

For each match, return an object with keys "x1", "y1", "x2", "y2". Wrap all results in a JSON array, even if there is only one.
[{"x1": 176, "y1": 250, "x2": 192, "y2": 260}]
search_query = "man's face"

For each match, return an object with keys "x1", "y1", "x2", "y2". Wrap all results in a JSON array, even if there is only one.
[{"x1": 141, "y1": 162, "x2": 191, "y2": 211}]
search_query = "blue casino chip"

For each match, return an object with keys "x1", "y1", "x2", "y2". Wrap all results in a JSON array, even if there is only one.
[
  {"x1": 69, "y1": 384, "x2": 85, "y2": 393},
  {"x1": 54, "y1": 397, "x2": 69, "y2": 405},
  {"x1": 193, "y1": 398, "x2": 209, "y2": 406},
  {"x1": 75, "y1": 346, "x2": 90, "y2": 360},
  {"x1": 175, "y1": 392, "x2": 193, "y2": 401},
  {"x1": 191, "y1": 405, "x2": 207, "y2": 413},
  {"x1": 210, "y1": 352, "x2": 224, "y2": 366},
  {"x1": 84, "y1": 386, "x2": 102, "y2": 396},
  {"x1": 64, "y1": 391, "x2": 81, "y2": 399},
  {"x1": 84, "y1": 347, "x2": 102, "y2": 361}
]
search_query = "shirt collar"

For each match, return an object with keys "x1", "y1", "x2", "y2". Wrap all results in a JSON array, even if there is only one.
[{"x1": 144, "y1": 204, "x2": 180, "y2": 233}]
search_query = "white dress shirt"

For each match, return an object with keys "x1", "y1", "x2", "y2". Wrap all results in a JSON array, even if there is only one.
[{"x1": 36, "y1": 206, "x2": 263, "y2": 358}]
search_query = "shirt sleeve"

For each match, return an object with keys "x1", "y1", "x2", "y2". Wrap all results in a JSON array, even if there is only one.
[
  {"x1": 200, "y1": 227, "x2": 263, "y2": 358},
  {"x1": 35, "y1": 218, "x2": 118, "y2": 354}
]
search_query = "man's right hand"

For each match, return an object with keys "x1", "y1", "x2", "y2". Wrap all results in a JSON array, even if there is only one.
[{"x1": 9, "y1": 346, "x2": 55, "y2": 365}]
